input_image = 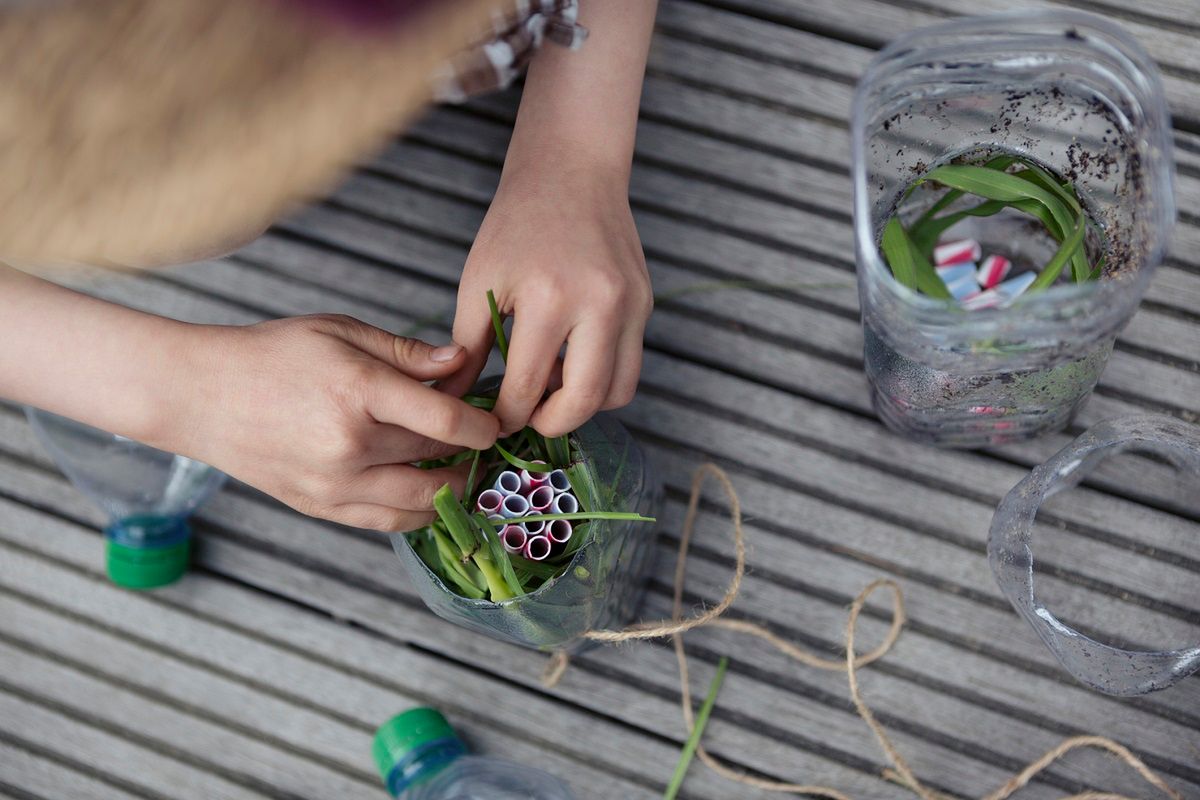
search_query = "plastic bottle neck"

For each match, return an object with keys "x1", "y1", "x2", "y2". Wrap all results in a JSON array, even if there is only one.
[
  {"x1": 388, "y1": 737, "x2": 467, "y2": 798},
  {"x1": 104, "y1": 514, "x2": 191, "y2": 548}
]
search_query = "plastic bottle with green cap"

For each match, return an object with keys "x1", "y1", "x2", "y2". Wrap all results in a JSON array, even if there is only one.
[
  {"x1": 373, "y1": 707, "x2": 575, "y2": 799},
  {"x1": 25, "y1": 408, "x2": 225, "y2": 590}
]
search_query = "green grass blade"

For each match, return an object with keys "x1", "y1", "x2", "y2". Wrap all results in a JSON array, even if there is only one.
[
  {"x1": 522, "y1": 428, "x2": 547, "y2": 462},
  {"x1": 509, "y1": 553, "x2": 561, "y2": 580},
  {"x1": 494, "y1": 443, "x2": 553, "y2": 472},
  {"x1": 431, "y1": 528, "x2": 487, "y2": 599},
  {"x1": 462, "y1": 394, "x2": 497, "y2": 410},
  {"x1": 515, "y1": 511, "x2": 656, "y2": 524},
  {"x1": 1029, "y1": 213, "x2": 1087, "y2": 292},
  {"x1": 663, "y1": 656, "x2": 729, "y2": 800},
  {"x1": 887, "y1": 218, "x2": 951, "y2": 299},
  {"x1": 462, "y1": 450, "x2": 482, "y2": 504},
  {"x1": 923, "y1": 164, "x2": 1088, "y2": 281},
  {"x1": 881, "y1": 218, "x2": 919, "y2": 291},
  {"x1": 473, "y1": 514, "x2": 525, "y2": 597},
  {"x1": 433, "y1": 484, "x2": 480, "y2": 556},
  {"x1": 486, "y1": 289, "x2": 509, "y2": 363}
]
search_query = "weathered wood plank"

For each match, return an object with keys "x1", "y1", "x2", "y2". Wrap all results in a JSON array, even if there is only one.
[
  {"x1": 0, "y1": 517, "x2": 892, "y2": 799},
  {"x1": 0, "y1": 642, "x2": 377, "y2": 800},
  {"x1": 0, "y1": 740, "x2": 140, "y2": 800},
  {"x1": 0, "y1": 691, "x2": 271, "y2": 800},
  {"x1": 3, "y1": 427, "x2": 1197, "y2": 794},
  {"x1": 690, "y1": 0, "x2": 1200, "y2": 122}
]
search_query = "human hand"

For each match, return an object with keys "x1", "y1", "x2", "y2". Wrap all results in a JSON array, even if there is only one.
[
  {"x1": 445, "y1": 164, "x2": 653, "y2": 437},
  {"x1": 170, "y1": 314, "x2": 499, "y2": 532}
]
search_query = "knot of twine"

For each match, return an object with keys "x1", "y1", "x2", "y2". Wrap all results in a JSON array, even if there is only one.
[{"x1": 542, "y1": 463, "x2": 1181, "y2": 800}]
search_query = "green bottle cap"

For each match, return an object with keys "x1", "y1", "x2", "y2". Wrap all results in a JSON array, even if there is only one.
[
  {"x1": 105, "y1": 520, "x2": 192, "y2": 594},
  {"x1": 372, "y1": 708, "x2": 463, "y2": 786}
]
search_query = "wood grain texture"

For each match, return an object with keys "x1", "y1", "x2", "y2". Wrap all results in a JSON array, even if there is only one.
[{"x1": 2, "y1": 2, "x2": 1198, "y2": 799}]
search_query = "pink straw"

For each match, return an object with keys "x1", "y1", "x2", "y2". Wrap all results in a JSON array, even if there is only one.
[
  {"x1": 500, "y1": 525, "x2": 527, "y2": 554},
  {"x1": 493, "y1": 471, "x2": 522, "y2": 496},
  {"x1": 476, "y1": 490, "x2": 503, "y2": 515},
  {"x1": 520, "y1": 462, "x2": 550, "y2": 492},
  {"x1": 551, "y1": 493, "x2": 578, "y2": 515},
  {"x1": 528, "y1": 486, "x2": 554, "y2": 513},
  {"x1": 522, "y1": 535, "x2": 552, "y2": 561},
  {"x1": 500, "y1": 494, "x2": 530, "y2": 519},
  {"x1": 548, "y1": 519, "x2": 573, "y2": 545},
  {"x1": 548, "y1": 469, "x2": 572, "y2": 495}
]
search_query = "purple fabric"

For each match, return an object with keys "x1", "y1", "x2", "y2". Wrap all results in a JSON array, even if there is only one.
[{"x1": 282, "y1": 0, "x2": 444, "y2": 30}]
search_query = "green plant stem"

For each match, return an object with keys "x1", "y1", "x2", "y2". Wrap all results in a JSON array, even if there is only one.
[
  {"x1": 663, "y1": 656, "x2": 729, "y2": 800},
  {"x1": 494, "y1": 443, "x2": 554, "y2": 472},
  {"x1": 514, "y1": 511, "x2": 655, "y2": 524},
  {"x1": 487, "y1": 289, "x2": 509, "y2": 363}
]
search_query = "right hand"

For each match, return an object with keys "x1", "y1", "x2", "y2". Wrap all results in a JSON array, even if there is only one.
[{"x1": 166, "y1": 314, "x2": 499, "y2": 532}]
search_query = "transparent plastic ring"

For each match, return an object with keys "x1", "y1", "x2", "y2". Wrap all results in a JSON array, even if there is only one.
[{"x1": 988, "y1": 414, "x2": 1200, "y2": 695}]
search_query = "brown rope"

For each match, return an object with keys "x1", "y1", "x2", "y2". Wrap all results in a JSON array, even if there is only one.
[{"x1": 542, "y1": 463, "x2": 1182, "y2": 800}]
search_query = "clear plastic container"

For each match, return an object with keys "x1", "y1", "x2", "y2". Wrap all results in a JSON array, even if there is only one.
[
  {"x1": 988, "y1": 415, "x2": 1200, "y2": 695},
  {"x1": 26, "y1": 407, "x2": 225, "y2": 589},
  {"x1": 851, "y1": 11, "x2": 1175, "y2": 448},
  {"x1": 374, "y1": 708, "x2": 574, "y2": 799},
  {"x1": 390, "y1": 412, "x2": 661, "y2": 653}
]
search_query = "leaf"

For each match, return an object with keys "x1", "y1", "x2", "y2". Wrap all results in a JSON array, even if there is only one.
[
  {"x1": 880, "y1": 218, "x2": 918, "y2": 291},
  {"x1": 473, "y1": 514, "x2": 525, "y2": 597},
  {"x1": 494, "y1": 443, "x2": 553, "y2": 473},
  {"x1": 921, "y1": 164, "x2": 1089, "y2": 282},
  {"x1": 515, "y1": 511, "x2": 656, "y2": 524},
  {"x1": 881, "y1": 218, "x2": 951, "y2": 299},
  {"x1": 486, "y1": 289, "x2": 509, "y2": 363},
  {"x1": 910, "y1": 154, "x2": 1018, "y2": 230},
  {"x1": 462, "y1": 394, "x2": 497, "y2": 410},
  {"x1": 663, "y1": 656, "x2": 729, "y2": 800},
  {"x1": 462, "y1": 450, "x2": 482, "y2": 504},
  {"x1": 1029, "y1": 212, "x2": 1087, "y2": 292},
  {"x1": 432, "y1": 483, "x2": 480, "y2": 557}
]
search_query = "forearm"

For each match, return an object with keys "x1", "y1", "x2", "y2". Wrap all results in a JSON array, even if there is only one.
[
  {"x1": 0, "y1": 264, "x2": 199, "y2": 446},
  {"x1": 502, "y1": 0, "x2": 658, "y2": 182}
]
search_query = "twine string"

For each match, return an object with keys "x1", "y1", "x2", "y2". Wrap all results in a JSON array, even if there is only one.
[{"x1": 542, "y1": 463, "x2": 1180, "y2": 800}]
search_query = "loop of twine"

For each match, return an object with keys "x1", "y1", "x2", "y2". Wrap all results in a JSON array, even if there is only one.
[{"x1": 542, "y1": 463, "x2": 1182, "y2": 800}]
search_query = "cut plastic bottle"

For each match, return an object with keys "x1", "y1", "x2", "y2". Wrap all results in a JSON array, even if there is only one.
[
  {"x1": 25, "y1": 408, "x2": 225, "y2": 590},
  {"x1": 373, "y1": 707, "x2": 575, "y2": 799}
]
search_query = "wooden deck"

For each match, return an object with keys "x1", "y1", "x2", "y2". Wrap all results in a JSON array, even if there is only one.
[{"x1": 3, "y1": 1, "x2": 1200, "y2": 798}]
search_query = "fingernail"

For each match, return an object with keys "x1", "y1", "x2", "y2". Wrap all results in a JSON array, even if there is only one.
[{"x1": 430, "y1": 344, "x2": 462, "y2": 362}]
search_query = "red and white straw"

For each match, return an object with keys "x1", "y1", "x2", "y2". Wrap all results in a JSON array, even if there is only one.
[{"x1": 523, "y1": 535, "x2": 552, "y2": 561}]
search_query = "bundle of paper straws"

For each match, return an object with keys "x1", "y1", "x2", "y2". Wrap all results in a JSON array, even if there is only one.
[{"x1": 475, "y1": 462, "x2": 579, "y2": 562}]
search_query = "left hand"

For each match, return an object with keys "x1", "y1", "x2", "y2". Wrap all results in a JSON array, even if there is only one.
[{"x1": 444, "y1": 161, "x2": 653, "y2": 437}]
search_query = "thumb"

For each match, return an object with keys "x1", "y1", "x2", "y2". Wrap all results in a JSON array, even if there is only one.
[
  {"x1": 387, "y1": 337, "x2": 467, "y2": 381},
  {"x1": 340, "y1": 322, "x2": 467, "y2": 380}
]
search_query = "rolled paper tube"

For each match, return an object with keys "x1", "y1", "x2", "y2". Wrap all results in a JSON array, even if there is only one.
[
  {"x1": 522, "y1": 518, "x2": 547, "y2": 535},
  {"x1": 493, "y1": 471, "x2": 522, "y2": 496},
  {"x1": 995, "y1": 272, "x2": 1037, "y2": 306},
  {"x1": 945, "y1": 275, "x2": 979, "y2": 301},
  {"x1": 976, "y1": 254, "x2": 1012, "y2": 289},
  {"x1": 500, "y1": 525, "x2": 527, "y2": 555},
  {"x1": 519, "y1": 461, "x2": 550, "y2": 492},
  {"x1": 548, "y1": 519, "x2": 573, "y2": 545},
  {"x1": 935, "y1": 262, "x2": 976, "y2": 286},
  {"x1": 548, "y1": 469, "x2": 572, "y2": 495},
  {"x1": 551, "y1": 493, "x2": 579, "y2": 515},
  {"x1": 476, "y1": 489, "x2": 503, "y2": 515},
  {"x1": 500, "y1": 493, "x2": 530, "y2": 519},
  {"x1": 523, "y1": 535, "x2": 552, "y2": 562},
  {"x1": 933, "y1": 238, "x2": 981, "y2": 266},
  {"x1": 961, "y1": 288, "x2": 1004, "y2": 311},
  {"x1": 528, "y1": 486, "x2": 554, "y2": 513}
]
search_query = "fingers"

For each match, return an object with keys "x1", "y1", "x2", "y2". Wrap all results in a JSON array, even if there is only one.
[
  {"x1": 365, "y1": 424, "x2": 463, "y2": 464},
  {"x1": 322, "y1": 314, "x2": 469, "y2": 382},
  {"x1": 493, "y1": 311, "x2": 565, "y2": 435},
  {"x1": 346, "y1": 463, "x2": 470, "y2": 509},
  {"x1": 529, "y1": 320, "x2": 617, "y2": 437},
  {"x1": 601, "y1": 320, "x2": 645, "y2": 410},
  {"x1": 439, "y1": 284, "x2": 496, "y2": 399},
  {"x1": 365, "y1": 370, "x2": 499, "y2": 450},
  {"x1": 329, "y1": 503, "x2": 436, "y2": 533}
]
